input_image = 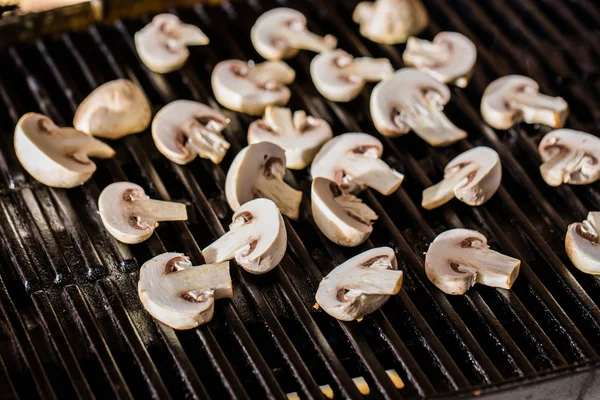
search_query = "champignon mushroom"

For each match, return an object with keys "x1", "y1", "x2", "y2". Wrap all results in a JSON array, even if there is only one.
[
  {"x1": 212, "y1": 59, "x2": 296, "y2": 116},
  {"x1": 134, "y1": 14, "x2": 209, "y2": 73},
  {"x1": 138, "y1": 252, "x2": 232, "y2": 329},
  {"x1": 247, "y1": 106, "x2": 332, "y2": 169},
  {"x1": 311, "y1": 133, "x2": 404, "y2": 195},
  {"x1": 538, "y1": 129, "x2": 600, "y2": 187},
  {"x1": 14, "y1": 113, "x2": 115, "y2": 188},
  {"x1": 481, "y1": 75, "x2": 568, "y2": 130},
  {"x1": 565, "y1": 212, "x2": 600, "y2": 275},
  {"x1": 422, "y1": 146, "x2": 501, "y2": 210},
  {"x1": 403, "y1": 32, "x2": 477, "y2": 88},
  {"x1": 315, "y1": 247, "x2": 403, "y2": 321},
  {"x1": 225, "y1": 142, "x2": 302, "y2": 220},
  {"x1": 425, "y1": 229, "x2": 521, "y2": 295},
  {"x1": 310, "y1": 49, "x2": 394, "y2": 102}
]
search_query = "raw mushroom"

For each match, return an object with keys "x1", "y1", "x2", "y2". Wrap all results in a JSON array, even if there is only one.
[
  {"x1": 310, "y1": 49, "x2": 394, "y2": 102},
  {"x1": 315, "y1": 247, "x2": 403, "y2": 321},
  {"x1": 422, "y1": 146, "x2": 501, "y2": 210},
  {"x1": 212, "y1": 59, "x2": 296, "y2": 116},
  {"x1": 481, "y1": 75, "x2": 568, "y2": 130},
  {"x1": 98, "y1": 182, "x2": 188, "y2": 244},
  {"x1": 225, "y1": 142, "x2": 302, "y2": 220},
  {"x1": 14, "y1": 113, "x2": 115, "y2": 188},
  {"x1": 138, "y1": 252, "x2": 232, "y2": 329},
  {"x1": 247, "y1": 105, "x2": 332, "y2": 169},
  {"x1": 203, "y1": 198, "x2": 287, "y2": 274},
  {"x1": 251, "y1": 7, "x2": 337, "y2": 60},
  {"x1": 565, "y1": 212, "x2": 600, "y2": 275},
  {"x1": 371, "y1": 68, "x2": 467, "y2": 146},
  {"x1": 425, "y1": 229, "x2": 521, "y2": 295},
  {"x1": 135, "y1": 14, "x2": 209, "y2": 73}
]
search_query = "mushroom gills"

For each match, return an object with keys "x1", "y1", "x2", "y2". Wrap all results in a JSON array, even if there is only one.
[
  {"x1": 339, "y1": 153, "x2": 405, "y2": 195},
  {"x1": 508, "y1": 88, "x2": 568, "y2": 127},
  {"x1": 539, "y1": 147, "x2": 596, "y2": 186},
  {"x1": 180, "y1": 118, "x2": 230, "y2": 164}
]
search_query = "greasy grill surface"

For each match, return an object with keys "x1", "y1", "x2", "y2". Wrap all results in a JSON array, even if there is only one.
[{"x1": 0, "y1": 0, "x2": 599, "y2": 398}]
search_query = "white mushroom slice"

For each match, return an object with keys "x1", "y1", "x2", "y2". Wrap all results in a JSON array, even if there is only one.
[
  {"x1": 98, "y1": 182, "x2": 188, "y2": 244},
  {"x1": 311, "y1": 133, "x2": 404, "y2": 195},
  {"x1": 422, "y1": 147, "x2": 501, "y2": 210},
  {"x1": 247, "y1": 106, "x2": 332, "y2": 169},
  {"x1": 425, "y1": 229, "x2": 521, "y2": 295},
  {"x1": 138, "y1": 253, "x2": 232, "y2": 330},
  {"x1": 135, "y1": 14, "x2": 209, "y2": 73},
  {"x1": 315, "y1": 247, "x2": 403, "y2": 321},
  {"x1": 251, "y1": 7, "x2": 337, "y2": 60},
  {"x1": 352, "y1": 0, "x2": 428, "y2": 44},
  {"x1": 538, "y1": 129, "x2": 600, "y2": 187},
  {"x1": 481, "y1": 75, "x2": 568, "y2": 130},
  {"x1": 565, "y1": 212, "x2": 600, "y2": 275},
  {"x1": 371, "y1": 68, "x2": 467, "y2": 146},
  {"x1": 212, "y1": 59, "x2": 296, "y2": 116},
  {"x1": 14, "y1": 113, "x2": 115, "y2": 188},
  {"x1": 403, "y1": 32, "x2": 477, "y2": 88},
  {"x1": 225, "y1": 142, "x2": 302, "y2": 220},
  {"x1": 203, "y1": 198, "x2": 286, "y2": 274},
  {"x1": 310, "y1": 50, "x2": 394, "y2": 102}
]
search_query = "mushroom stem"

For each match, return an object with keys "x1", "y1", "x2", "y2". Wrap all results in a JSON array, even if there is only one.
[
  {"x1": 186, "y1": 121, "x2": 231, "y2": 164},
  {"x1": 509, "y1": 89, "x2": 568, "y2": 126},
  {"x1": 539, "y1": 148, "x2": 589, "y2": 187},
  {"x1": 135, "y1": 199, "x2": 188, "y2": 222},
  {"x1": 343, "y1": 58, "x2": 394, "y2": 81},
  {"x1": 334, "y1": 194, "x2": 378, "y2": 224},
  {"x1": 168, "y1": 261, "x2": 232, "y2": 299},
  {"x1": 405, "y1": 37, "x2": 449, "y2": 65},
  {"x1": 264, "y1": 106, "x2": 298, "y2": 137},
  {"x1": 343, "y1": 267, "x2": 402, "y2": 296},
  {"x1": 254, "y1": 173, "x2": 302, "y2": 220},
  {"x1": 284, "y1": 28, "x2": 337, "y2": 54},
  {"x1": 247, "y1": 61, "x2": 293, "y2": 84},
  {"x1": 202, "y1": 229, "x2": 245, "y2": 265},
  {"x1": 456, "y1": 249, "x2": 521, "y2": 289},
  {"x1": 179, "y1": 25, "x2": 210, "y2": 45},
  {"x1": 421, "y1": 171, "x2": 467, "y2": 210},
  {"x1": 342, "y1": 155, "x2": 404, "y2": 195}
]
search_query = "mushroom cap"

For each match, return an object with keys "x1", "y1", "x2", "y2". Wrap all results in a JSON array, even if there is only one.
[{"x1": 565, "y1": 212, "x2": 600, "y2": 275}]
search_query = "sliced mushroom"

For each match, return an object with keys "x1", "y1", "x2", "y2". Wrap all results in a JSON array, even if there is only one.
[
  {"x1": 225, "y1": 142, "x2": 302, "y2": 220},
  {"x1": 310, "y1": 50, "x2": 394, "y2": 102},
  {"x1": 311, "y1": 133, "x2": 404, "y2": 195},
  {"x1": 403, "y1": 32, "x2": 477, "y2": 88},
  {"x1": 315, "y1": 247, "x2": 403, "y2": 321},
  {"x1": 138, "y1": 252, "x2": 232, "y2": 329},
  {"x1": 135, "y1": 14, "x2": 209, "y2": 73},
  {"x1": 14, "y1": 113, "x2": 115, "y2": 188},
  {"x1": 481, "y1": 75, "x2": 568, "y2": 130},
  {"x1": 565, "y1": 212, "x2": 600, "y2": 275},
  {"x1": 422, "y1": 146, "x2": 501, "y2": 210},
  {"x1": 425, "y1": 229, "x2": 521, "y2": 295}
]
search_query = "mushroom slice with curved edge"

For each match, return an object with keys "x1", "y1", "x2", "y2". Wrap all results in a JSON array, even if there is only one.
[
  {"x1": 538, "y1": 129, "x2": 600, "y2": 187},
  {"x1": 422, "y1": 146, "x2": 501, "y2": 210},
  {"x1": 14, "y1": 113, "x2": 115, "y2": 188},
  {"x1": 481, "y1": 75, "x2": 568, "y2": 130},
  {"x1": 247, "y1": 106, "x2": 332, "y2": 169},
  {"x1": 310, "y1": 50, "x2": 394, "y2": 102},
  {"x1": 138, "y1": 253, "x2": 232, "y2": 330},
  {"x1": 212, "y1": 59, "x2": 296, "y2": 116},
  {"x1": 251, "y1": 7, "x2": 337, "y2": 60},
  {"x1": 403, "y1": 32, "x2": 477, "y2": 88},
  {"x1": 98, "y1": 182, "x2": 188, "y2": 244},
  {"x1": 203, "y1": 198, "x2": 286, "y2": 274},
  {"x1": 152, "y1": 100, "x2": 230, "y2": 165},
  {"x1": 315, "y1": 247, "x2": 402, "y2": 321},
  {"x1": 425, "y1": 229, "x2": 521, "y2": 295},
  {"x1": 311, "y1": 133, "x2": 404, "y2": 195},
  {"x1": 135, "y1": 14, "x2": 209, "y2": 74},
  {"x1": 566, "y1": 212, "x2": 600, "y2": 275},
  {"x1": 226, "y1": 142, "x2": 302, "y2": 220},
  {"x1": 371, "y1": 68, "x2": 467, "y2": 146}
]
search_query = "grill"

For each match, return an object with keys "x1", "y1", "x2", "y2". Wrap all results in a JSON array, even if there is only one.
[{"x1": 0, "y1": 0, "x2": 599, "y2": 399}]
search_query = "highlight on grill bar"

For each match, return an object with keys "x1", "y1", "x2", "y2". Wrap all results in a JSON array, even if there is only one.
[{"x1": 0, "y1": 0, "x2": 599, "y2": 399}]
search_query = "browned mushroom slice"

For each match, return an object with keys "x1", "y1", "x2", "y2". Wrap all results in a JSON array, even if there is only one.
[{"x1": 566, "y1": 212, "x2": 600, "y2": 275}]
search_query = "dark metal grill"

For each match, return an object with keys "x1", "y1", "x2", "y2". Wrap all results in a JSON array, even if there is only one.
[{"x1": 0, "y1": 0, "x2": 599, "y2": 398}]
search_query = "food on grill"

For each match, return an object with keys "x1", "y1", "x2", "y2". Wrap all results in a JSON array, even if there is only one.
[
  {"x1": 251, "y1": 7, "x2": 337, "y2": 61},
  {"x1": 134, "y1": 14, "x2": 209, "y2": 73},
  {"x1": 403, "y1": 32, "x2": 477, "y2": 88},
  {"x1": 247, "y1": 106, "x2": 332, "y2": 169},
  {"x1": 422, "y1": 146, "x2": 502, "y2": 210},
  {"x1": 98, "y1": 182, "x2": 188, "y2": 244},
  {"x1": 371, "y1": 68, "x2": 467, "y2": 146},
  {"x1": 202, "y1": 198, "x2": 287, "y2": 274},
  {"x1": 310, "y1": 49, "x2": 394, "y2": 102},
  {"x1": 315, "y1": 247, "x2": 403, "y2": 321},
  {"x1": 138, "y1": 253, "x2": 232, "y2": 330},
  {"x1": 225, "y1": 142, "x2": 302, "y2": 220},
  {"x1": 425, "y1": 229, "x2": 521, "y2": 295},
  {"x1": 212, "y1": 59, "x2": 295, "y2": 116},
  {"x1": 481, "y1": 75, "x2": 569, "y2": 130},
  {"x1": 14, "y1": 112, "x2": 115, "y2": 188},
  {"x1": 565, "y1": 212, "x2": 600, "y2": 275},
  {"x1": 538, "y1": 129, "x2": 600, "y2": 187},
  {"x1": 152, "y1": 100, "x2": 230, "y2": 165}
]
